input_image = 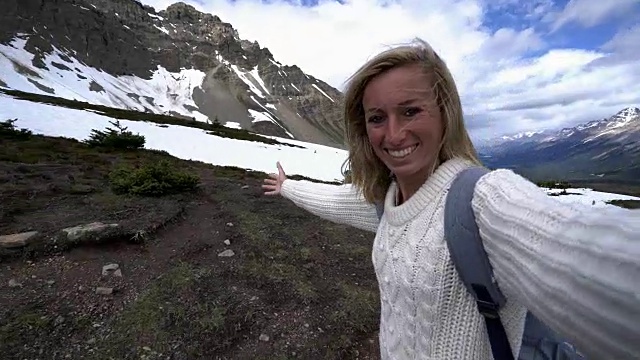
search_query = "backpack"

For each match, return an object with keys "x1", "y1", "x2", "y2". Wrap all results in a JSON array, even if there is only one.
[{"x1": 374, "y1": 166, "x2": 586, "y2": 360}]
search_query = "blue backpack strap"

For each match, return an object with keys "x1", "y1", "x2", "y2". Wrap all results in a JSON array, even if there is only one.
[{"x1": 444, "y1": 166, "x2": 515, "y2": 360}]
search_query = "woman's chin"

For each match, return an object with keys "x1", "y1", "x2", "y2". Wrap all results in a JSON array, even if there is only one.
[{"x1": 389, "y1": 162, "x2": 432, "y2": 182}]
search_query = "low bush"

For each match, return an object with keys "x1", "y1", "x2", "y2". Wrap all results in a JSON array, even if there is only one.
[
  {"x1": 85, "y1": 120, "x2": 145, "y2": 150},
  {"x1": 606, "y1": 199, "x2": 640, "y2": 209},
  {"x1": 537, "y1": 180, "x2": 570, "y2": 189},
  {"x1": 109, "y1": 160, "x2": 199, "y2": 197},
  {"x1": 0, "y1": 119, "x2": 32, "y2": 140}
]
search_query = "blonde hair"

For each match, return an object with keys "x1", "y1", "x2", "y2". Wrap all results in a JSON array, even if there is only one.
[{"x1": 341, "y1": 38, "x2": 480, "y2": 203}]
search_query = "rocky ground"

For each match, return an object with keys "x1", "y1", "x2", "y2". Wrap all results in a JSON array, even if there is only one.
[{"x1": 0, "y1": 131, "x2": 380, "y2": 359}]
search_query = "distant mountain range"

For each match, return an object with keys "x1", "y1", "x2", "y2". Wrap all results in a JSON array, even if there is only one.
[
  {"x1": 479, "y1": 107, "x2": 640, "y2": 183},
  {"x1": 0, "y1": 0, "x2": 346, "y2": 148}
]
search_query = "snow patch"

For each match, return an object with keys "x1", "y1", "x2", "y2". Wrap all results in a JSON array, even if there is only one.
[
  {"x1": 154, "y1": 25, "x2": 170, "y2": 35},
  {"x1": 291, "y1": 83, "x2": 300, "y2": 92},
  {"x1": 269, "y1": 59, "x2": 281, "y2": 68},
  {"x1": 230, "y1": 64, "x2": 265, "y2": 99},
  {"x1": 543, "y1": 187, "x2": 640, "y2": 209},
  {"x1": 249, "y1": 96, "x2": 294, "y2": 138},
  {"x1": 224, "y1": 121, "x2": 242, "y2": 129},
  {"x1": 249, "y1": 67, "x2": 270, "y2": 96},
  {"x1": 248, "y1": 109, "x2": 276, "y2": 124},
  {"x1": 0, "y1": 36, "x2": 209, "y2": 122},
  {"x1": 0, "y1": 95, "x2": 346, "y2": 182},
  {"x1": 312, "y1": 84, "x2": 334, "y2": 102}
]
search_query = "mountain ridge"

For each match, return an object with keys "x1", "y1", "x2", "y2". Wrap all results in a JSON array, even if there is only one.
[
  {"x1": 0, "y1": 0, "x2": 347, "y2": 148},
  {"x1": 479, "y1": 106, "x2": 640, "y2": 183}
]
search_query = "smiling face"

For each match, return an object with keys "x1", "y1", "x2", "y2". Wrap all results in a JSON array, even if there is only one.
[{"x1": 362, "y1": 64, "x2": 444, "y2": 185}]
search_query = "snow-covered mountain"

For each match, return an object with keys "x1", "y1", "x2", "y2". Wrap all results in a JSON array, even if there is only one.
[
  {"x1": 0, "y1": 0, "x2": 346, "y2": 148},
  {"x1": 480, "y1": 107, "x2": 640, "y2": 182}
]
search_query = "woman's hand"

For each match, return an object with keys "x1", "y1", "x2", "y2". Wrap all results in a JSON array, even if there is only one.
[{"x1": 262, "y1": 161, "x2": 287, "y2": 196}]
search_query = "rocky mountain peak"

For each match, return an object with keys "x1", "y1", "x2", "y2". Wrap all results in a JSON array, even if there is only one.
[
  {"x1": 0, "y1": 0, "x2": 347, "y2": 148},
  {"x1": 163, "y1": 2, "x2": 203, "y2": 20},
  {"x1": 613, "y1": 107, "x2": 640, "y2": 122}
]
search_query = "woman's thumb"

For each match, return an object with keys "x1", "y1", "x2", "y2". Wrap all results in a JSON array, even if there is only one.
[{"x1": 277, "y1": 161, "x2": 284, "y2": 176}]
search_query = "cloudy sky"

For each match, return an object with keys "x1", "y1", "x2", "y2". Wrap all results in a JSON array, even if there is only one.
[{"x1": 140, "y1": 0, "x2": 640, "y2": 142}]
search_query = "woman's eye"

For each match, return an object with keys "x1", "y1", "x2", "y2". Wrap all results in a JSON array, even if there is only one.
[
  {"x1": 367, "y1": 115, "x2": 384, "y2": 124},
  {"x1": 404, "y1": 107, "x2": 421, "y2": 117}
]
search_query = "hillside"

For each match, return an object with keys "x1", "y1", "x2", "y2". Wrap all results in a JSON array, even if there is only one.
[
  {"x1": 0, "y1": 128, "x2": 380, "y2": 359},
  {"x1": 2, "y1": 96, "x2": 639, "y2": 359},
  {"x1": 479, "y1": 107, "x2": 640, "y2": 183},
  {"x1": 0, "y1": 0, "x2": 346, "y2": 148}
]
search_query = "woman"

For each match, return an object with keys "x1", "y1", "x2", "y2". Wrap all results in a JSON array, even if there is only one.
[{"x1": 262, "y1": 39, "x2": 640, "y2": 359}]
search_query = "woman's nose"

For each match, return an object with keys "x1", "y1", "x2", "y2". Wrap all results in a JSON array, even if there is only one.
[{"x1": 386, "y1": 116, "x2": 407, "y2": 144}]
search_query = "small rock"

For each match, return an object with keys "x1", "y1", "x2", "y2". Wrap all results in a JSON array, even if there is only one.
[
  {"x1": 55, "y1": 315, "x2": 65, "y2": 326},
  {"x1": 226, "y1": 222, "x2": 234, "y2": 227},
  {"x1": 8, "y1": 279, "x2": 21, "y2": 288},
  {"x1": 87, "y1": 338, "x2": 96, "y2": 344},
  {"x1": 0, "y1": 231, "x2": 39, "y2": 249},
  {"x1": 218, "y1": 249, "x2": 235, "y2": 257},
  {"x1": 47, "y1": 280, "x2": 55, "y2": 286},
  {"x1": 102, "y1": 263, "x2": 122, "y2": 277},
  {"x1": 223, "y1": 239, "x2": 231, "y2": 246},
  {"x1": 259, "y1": 333, "x2": 270, "y2": 342},
  {"x1": 142, "y1": 346, "x2": 151, "y2": 351},
  {"x1": 96, "y1": 287, "x2": 113, "y2": 295},
  {"x1": 241, "y1": 185, "x2": 249, "y2": 189}
]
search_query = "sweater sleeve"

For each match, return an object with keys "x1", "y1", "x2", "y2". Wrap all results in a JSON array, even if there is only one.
[
  {"x1": 280, "y1": 179, "x2": 380, "y2": 233},
  {"x1": 471, "y1": 169, "x2": 640, "y2": 360}
]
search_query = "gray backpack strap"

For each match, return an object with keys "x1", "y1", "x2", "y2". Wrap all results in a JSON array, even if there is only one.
[
  {"x1": 444, "y1": 166, "x2": 506, "y2": 308},
  {"x1": 375, "y1": 201, "x2": 384, "y2": 220},
  {"x1": 444, "y1": 166, "x2": 515, "y2": 360}
]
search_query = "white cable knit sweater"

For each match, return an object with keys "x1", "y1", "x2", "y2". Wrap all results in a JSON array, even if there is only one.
[{"x1": 280, "y1": 157, "x2": 640, "y2": 360}]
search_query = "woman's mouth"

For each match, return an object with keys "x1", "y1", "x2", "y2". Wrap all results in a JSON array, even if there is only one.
[{"x1": 386, "y1": 144, "x2": 418, "y2": 159}]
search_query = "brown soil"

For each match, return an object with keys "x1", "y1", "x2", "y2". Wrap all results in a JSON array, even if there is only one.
[{"x1": 0, "y1": 133, "x2": 381, "y2": 359}]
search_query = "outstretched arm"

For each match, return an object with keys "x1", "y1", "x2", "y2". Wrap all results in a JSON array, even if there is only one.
[
  {"x1": 471, "y1": 169, "x2": 640, "y2": 360},
  {"x1": 280, "y1": 179, "x2": 380, "y2": 233},
  {"x1": 262, "y1": 162, "x2": 380, "y2": 233}
]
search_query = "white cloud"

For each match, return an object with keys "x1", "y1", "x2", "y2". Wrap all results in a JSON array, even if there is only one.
[
  {"x1": 547, "y1": 0, "x2": 640, "y2": 32},
  {"x1": 139, "y1": 0, "x2": 640, "y2": 142},
  {"x1": 602, "y1": 23, "x2": 640, "y2": 57}
]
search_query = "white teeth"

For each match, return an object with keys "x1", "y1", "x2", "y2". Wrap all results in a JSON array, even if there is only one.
[{"x1": 388, "y1": 145, "x2": 417, "y2": 158}]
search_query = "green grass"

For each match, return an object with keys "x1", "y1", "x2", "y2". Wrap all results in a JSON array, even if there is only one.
[{"x1": 100, "y1": 262, "x2": 258, "y2": 358}]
